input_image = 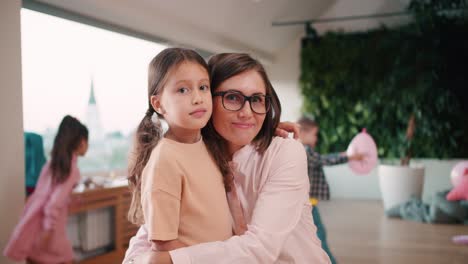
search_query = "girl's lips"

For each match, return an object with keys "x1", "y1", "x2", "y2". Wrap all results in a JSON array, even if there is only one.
[
  {"x1": 190, "y1": 109, "x2": 207, "y2": 118},
  {"x1": 232, "y1": 122, "x2": 254, "y2": 129}
]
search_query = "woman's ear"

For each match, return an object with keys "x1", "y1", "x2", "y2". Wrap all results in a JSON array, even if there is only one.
[{"x1": 150, "y1": 95, "x2": 165, "y2": 115}]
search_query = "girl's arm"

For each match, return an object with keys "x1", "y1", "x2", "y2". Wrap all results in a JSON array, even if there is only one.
[
  {"x1": 152, "y1": 239, "x2": 187, "y2": 251},
  {"x1": 42, "y1": 161, "x2": 79, "y2": 230}
]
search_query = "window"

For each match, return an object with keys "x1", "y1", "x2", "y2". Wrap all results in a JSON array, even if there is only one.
[{"x1": 21, "y1": 9, "x2": 168, "y2": 175}]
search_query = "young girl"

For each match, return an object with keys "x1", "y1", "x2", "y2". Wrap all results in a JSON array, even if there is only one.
[
  {"x1": 127, "y1": 48, "x2": 235, "y2": 252},
  {"x1": 4, "y1": 115, "x2": 88, "y2": 263}
]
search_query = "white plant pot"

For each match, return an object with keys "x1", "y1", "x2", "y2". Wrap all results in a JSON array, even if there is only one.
[{"x1": 378, "y1": 164, "x2": 425, "y2": 210}]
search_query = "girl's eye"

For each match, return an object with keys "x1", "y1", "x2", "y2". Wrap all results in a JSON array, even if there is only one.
[
  {"x1": 200, "y1": 85, "x2": 209, "y2": 91},
  {"x1": 178, "y1": 87, "x2": 189, "y2": 94}
]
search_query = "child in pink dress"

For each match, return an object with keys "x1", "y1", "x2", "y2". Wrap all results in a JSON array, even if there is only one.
[{"x1": 4, "y1": 115, "x2": 88, "y2": 264}]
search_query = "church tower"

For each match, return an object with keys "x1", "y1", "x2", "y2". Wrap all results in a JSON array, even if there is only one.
[{"x1": 85, "y1": 78, "x2": 104, "y2": 143}]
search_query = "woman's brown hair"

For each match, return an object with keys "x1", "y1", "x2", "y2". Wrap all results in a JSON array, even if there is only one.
[
  {"x1": 50, "y1": 115, "x2": 88, "y2": 185},
  {"x1": 202, "y1": 53, "x2": 282, "y2": 189},
  {"x1": 127, "y1": 48, "x2": 211, "y2": 225}
]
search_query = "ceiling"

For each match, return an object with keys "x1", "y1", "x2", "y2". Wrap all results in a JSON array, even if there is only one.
[{"x1": 34, "y1": 0, "x2": 410, "y2": 62}]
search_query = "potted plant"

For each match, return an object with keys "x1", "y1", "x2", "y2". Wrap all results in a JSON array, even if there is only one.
[
  {"x1": 378, "y1": 114, "x2": 425, "y2": 210},
  {"x1": 378, "y1": 0, "x2": 468, "y2": 210}
]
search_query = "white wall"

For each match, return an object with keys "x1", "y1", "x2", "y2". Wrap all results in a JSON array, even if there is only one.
[
  {"x1": 314, "y1": 0, "x2": 410, "y2": 34},
  {"x1": 0, "y1": 1, "x2": 25, "y2": 263},
  {"x1": 266, "y1": 35, "x2": 303, "y2": 123},
  {"x1": 326, "y1": 159, "x2": 463, "y2": 202}
]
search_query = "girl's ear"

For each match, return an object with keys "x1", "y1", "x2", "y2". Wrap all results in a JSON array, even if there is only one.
[
  {"x1": 76, "y1": 138, "x2": 88, "y2": 156},
  {"x1": 150, "y1": 95, "x2": 165, "y2": 115}
]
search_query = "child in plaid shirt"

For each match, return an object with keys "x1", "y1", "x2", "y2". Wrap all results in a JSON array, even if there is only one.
[
  {"x1": 298, "y1": 116, "x2": 363, "y2": 264},
  {"x1": 298, "y1": 116, "x2": 363, "y2": 200}
]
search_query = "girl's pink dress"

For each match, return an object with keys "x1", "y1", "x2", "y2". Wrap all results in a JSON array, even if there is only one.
[{"x1": 4, "y1": 155, "x2": 80, "y2": 263}]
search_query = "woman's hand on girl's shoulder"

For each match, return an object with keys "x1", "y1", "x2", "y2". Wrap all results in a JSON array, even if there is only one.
[{"x1": 276, "y1": 121, "x2": 300, "y2": 139}]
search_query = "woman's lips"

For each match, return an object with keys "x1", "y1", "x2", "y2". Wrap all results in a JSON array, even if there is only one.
[{"x1": 232, "y1": 122, "x2": 255, "y2": 129}]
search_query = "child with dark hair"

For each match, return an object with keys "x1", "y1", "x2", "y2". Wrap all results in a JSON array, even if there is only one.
[
  {"x1": 4, "y1": 115, "x2": 88, "y2": 263},
  {"x1": 127, "y1": 48, "x2": 233, "y2": 252}
]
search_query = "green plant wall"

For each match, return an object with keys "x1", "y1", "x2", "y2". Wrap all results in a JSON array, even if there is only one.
[{"x1": 300, "y1": 0, "x2": 468, "y2": 159}]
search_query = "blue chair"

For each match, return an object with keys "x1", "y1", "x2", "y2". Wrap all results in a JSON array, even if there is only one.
[{"x1": 24, "y1": 132, "x2": 46, "y2": 196}]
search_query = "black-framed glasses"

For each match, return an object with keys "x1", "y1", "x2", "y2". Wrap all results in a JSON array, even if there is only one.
[{"x1": 213, "y1": 90, "x2": 271, "y2": 114}]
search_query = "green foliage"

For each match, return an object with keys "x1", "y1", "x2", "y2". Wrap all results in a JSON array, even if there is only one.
[{"x1": 300, "y1": 0, "x2": 468, "y2": 159}]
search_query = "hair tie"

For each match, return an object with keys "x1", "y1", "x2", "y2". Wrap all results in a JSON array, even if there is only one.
[{"x1": 146, "y1": 108, "x2": 154, "y2": 117}]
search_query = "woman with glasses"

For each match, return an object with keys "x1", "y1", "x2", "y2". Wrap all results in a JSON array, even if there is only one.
[{"x1": 123, "y1": 53, "x2": 331, "y2": 264}]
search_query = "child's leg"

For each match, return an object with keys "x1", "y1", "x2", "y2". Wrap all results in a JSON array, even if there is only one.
[{"x1": 312, "y1": 206, "x2": 337, "y2": 264}]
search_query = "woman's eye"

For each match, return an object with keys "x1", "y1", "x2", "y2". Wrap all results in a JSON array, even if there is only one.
[
  {"x1": 226, "y1": 93, "x2": 241, "y2": 102},
  {"x1": 178, "y1": 87, "x2": 189, "y2": 94},
  {"x1": 252, "y1": 96, "x2": 264, "y2": 104},
  {"x1": 200, "y1": 85, "x2": 209, "y2": 91}
]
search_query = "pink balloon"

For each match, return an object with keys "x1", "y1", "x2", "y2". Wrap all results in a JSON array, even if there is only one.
[
  {"x1": 346, "y1": 128, "x2": 378, "y2": 175},
  {"x1": 452, "y1": 235, "x2": 468, "y2": 245},
  {"x1": 450, "y1": 161, "x2": 468, "y2": 187}
]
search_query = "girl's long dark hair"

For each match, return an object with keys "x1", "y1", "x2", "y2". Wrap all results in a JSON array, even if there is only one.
[
  {"x1": 50, "y1": 115, "x2": 88, "y2": 185},
  {"x1": 127, "y1": 48, "x2": 210, "y2": 225}
]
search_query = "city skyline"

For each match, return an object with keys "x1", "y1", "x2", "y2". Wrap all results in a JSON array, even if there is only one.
[{"x1": 21, "y1": 8, "x2": 168, "y2": 136}]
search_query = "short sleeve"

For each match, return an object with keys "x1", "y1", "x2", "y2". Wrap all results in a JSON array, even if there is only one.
[{"x1": 141, "y1": 148, "x2": 183, "y2": 241}]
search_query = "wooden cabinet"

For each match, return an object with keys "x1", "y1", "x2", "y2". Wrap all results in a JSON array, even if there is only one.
[{"x1": 69, "y1": 185, "x2": 138, "y2": 264}]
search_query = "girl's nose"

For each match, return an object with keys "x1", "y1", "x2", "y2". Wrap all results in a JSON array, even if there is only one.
[{"x1": 192, "y1": 89, "x2": 203, "y2": 105}]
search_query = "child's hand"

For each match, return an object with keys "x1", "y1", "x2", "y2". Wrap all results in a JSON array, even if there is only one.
[
  {"x1": 349, "y1": 153, "x2": 365, "y2": 161},
  {"x1": 276, "y1": 122, "x2": 300, "y2": 139}
]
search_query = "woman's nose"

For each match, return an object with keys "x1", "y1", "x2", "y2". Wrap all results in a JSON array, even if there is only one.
[{"x1": 237, "y1": 101, "x2": 253, "y2": 118}]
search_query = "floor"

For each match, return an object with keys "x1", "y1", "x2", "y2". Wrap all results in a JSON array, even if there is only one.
[{"x1": 319, "y1": 199, "x2": 468, "y2": 264}]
